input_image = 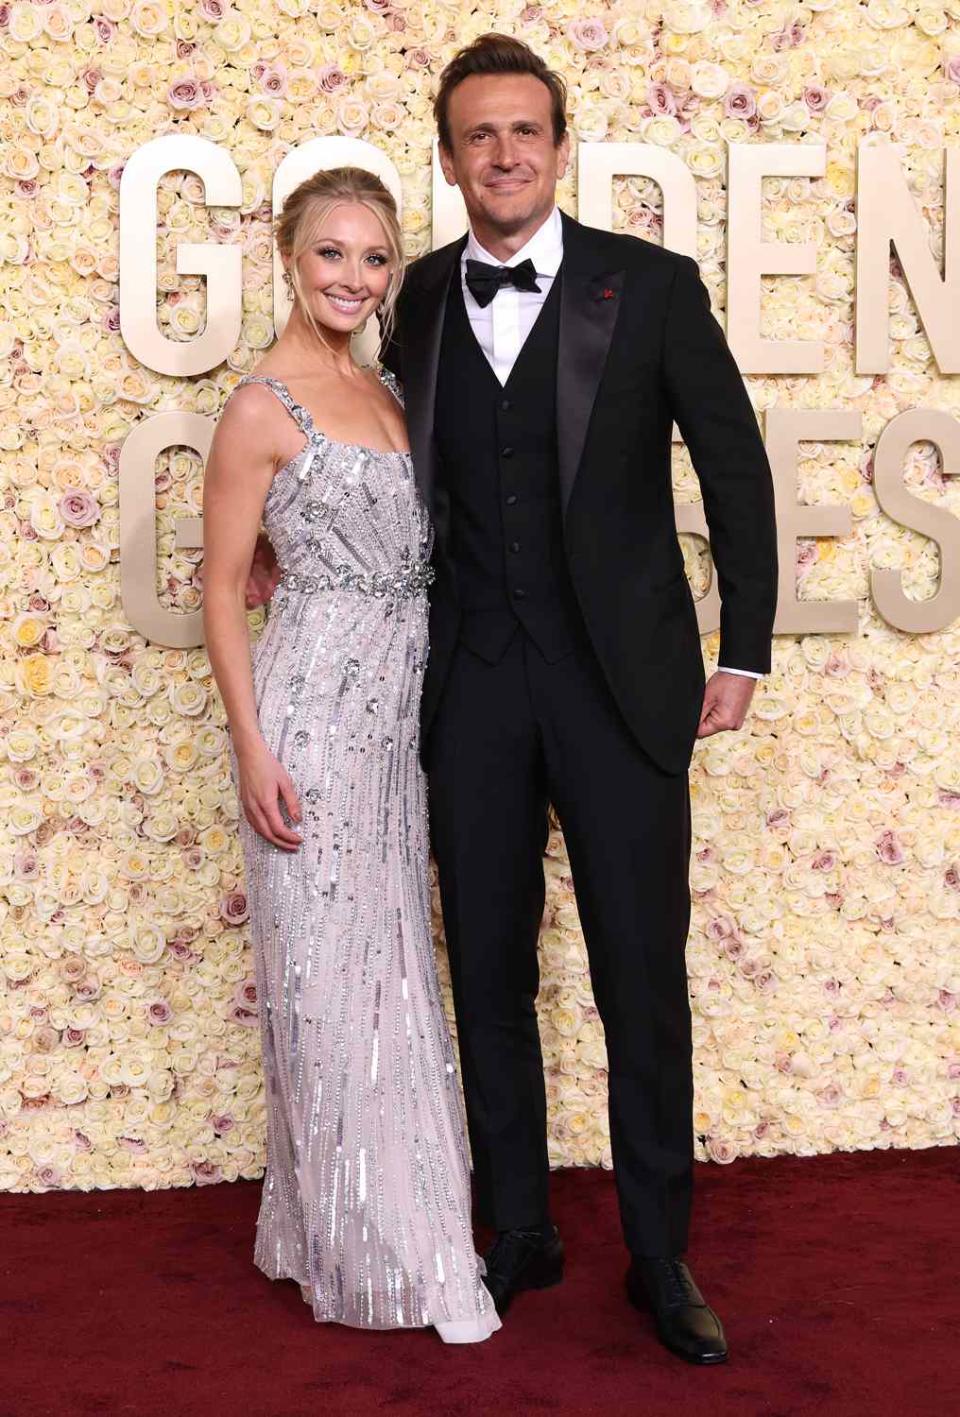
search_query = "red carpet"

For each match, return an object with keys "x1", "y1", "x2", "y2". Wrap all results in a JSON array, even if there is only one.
[{"x1": 3, "y1": 1147, "x2": 957, "y2": 1417}]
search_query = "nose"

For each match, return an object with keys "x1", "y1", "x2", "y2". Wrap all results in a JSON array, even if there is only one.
[
  {"x1": 492, "y1": 134, "x2": 518, "y2": 168},
  {"x1": 339, "y1": 258, "x2": 365, "y2": 291}
]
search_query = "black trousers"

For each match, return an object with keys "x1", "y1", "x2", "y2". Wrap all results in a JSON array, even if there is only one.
[{"x1": 426, "y1": 629, "x2": 695, "y2": 1259}]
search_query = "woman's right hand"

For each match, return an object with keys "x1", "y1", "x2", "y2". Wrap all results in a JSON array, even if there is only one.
[{"x1": 237, "y1": 740, "x2": 303, "y2": 851}]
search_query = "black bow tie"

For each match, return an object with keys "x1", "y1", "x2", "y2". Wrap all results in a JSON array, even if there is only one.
[{"x1": 465, "y1": 257, "x2": 541, "y2": 307}]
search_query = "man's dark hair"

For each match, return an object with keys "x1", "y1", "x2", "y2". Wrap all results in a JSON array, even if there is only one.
[{"x1": 434, "y1": 32, "x2": 568, "y2": 150}]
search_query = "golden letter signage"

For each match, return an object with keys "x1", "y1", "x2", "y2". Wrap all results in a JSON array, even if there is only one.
[{"x1": 117, "y1": 136, "x2": 960, "y2": 647}]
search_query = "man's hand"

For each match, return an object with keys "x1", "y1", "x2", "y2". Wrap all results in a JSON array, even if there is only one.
[
  {"x1": 245, "y1": 533, "x2": 281, "y2": 609},
  {"x1": 696, "y1": 670, "x2": 757, "y2": 739}
]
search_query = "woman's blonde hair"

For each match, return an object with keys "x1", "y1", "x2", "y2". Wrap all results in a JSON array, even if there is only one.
[{"x1": 274, "y1": 166, "x2": 405, "y2": 357}]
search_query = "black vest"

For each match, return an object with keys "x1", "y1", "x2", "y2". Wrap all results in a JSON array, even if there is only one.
[{"x1": 433, "y1": 271, "x2": 587, "y2": 664}]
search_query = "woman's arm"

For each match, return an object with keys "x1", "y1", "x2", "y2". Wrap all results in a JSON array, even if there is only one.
[{"x1": 202, "y1": 388, "x2": 302, "y2": 850}]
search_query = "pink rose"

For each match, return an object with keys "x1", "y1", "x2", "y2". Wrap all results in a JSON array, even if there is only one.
[
  {"x1": 147, "y1": 1000, "x2": 173, "y2": 1026},
  {"x1": 706, "y1": 1137, "x2": 736, "y2": 1164},
  {"x1": 318, "y1": 64, "x2": 347, "y2": 94},
  {"x1": 168, "y1": 78, "x2": 203, "y2": 111},
  {"x1": 94, "y1": 16, "x2": 115, "y2": 42},
  {"x1": 199, "y1": 0, "x2": 224, "y2": 19},
  {"x1": 192, "y1": 1160, "x2": 223, "y2": 1185},
  {"x1": 74, "y1": 1131, "x2": 93, "y2": 1151},
  {"x1": 59, "y1": 488, "x2": 100, "y2": 527},
  {"x1": 811, "y1": 851, "x2": 836, "y2": 871},
  {"x1": 946, "y1": 55, "x2": 960, "y2": 85},
  {"x1": 14, "y1": 843, "x2": 39, "y2": 872},
  {"x1": 258, "y1": 65, "x2": 288, "y2": 97},
  {"x1": 875, "y1": 830, "x2": 905, "y2": 865},
  {"x1": 37, "y1": 1165, "x2": 63, "y2": 1186},
  {"x1": 568, "y1": 18, "x2": 609, "y2": 51},
  {"x1": 229, "y1": 1005, "x2": 259, "y2": 1028},
  {"x1": 803, "y1": 84, "x2": 829, "y2": 113},
  {"x1": 234, "y1": 978, "x2": 258, "y2": 1010},
  {"x1": 646, "y1": 82, "x2": 677, "y2": 116},
  {"x1": 219, "y1": 888, "x2": 249, "y2": 924},
  {"x1": 119, "y1": 1136, "x2": 147, "y2": 1153},
  {"x1": 723, "y1": 83, "x2": 757, "y2": 120}
]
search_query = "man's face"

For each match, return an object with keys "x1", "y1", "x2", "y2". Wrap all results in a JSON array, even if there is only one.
[{"x1": 439, "y1": 73, "x2": 569, "y2": 242}]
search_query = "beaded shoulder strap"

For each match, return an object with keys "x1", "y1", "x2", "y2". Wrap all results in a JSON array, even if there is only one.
[
  {"x1": 236, "y1": 375, "x2": 316, "y2": 438},
  {"x1": 377, "y1": 364, "x2": 404, "y2": 409}
]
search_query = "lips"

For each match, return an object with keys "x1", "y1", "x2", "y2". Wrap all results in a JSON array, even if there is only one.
[{"x1": 325, "y1": 293, "x2": 365, "y2": 314}]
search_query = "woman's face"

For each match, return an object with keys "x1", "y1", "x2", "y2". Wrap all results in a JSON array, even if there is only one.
[{"x1": 288, "y1": 200, "x2": 393, "y2": 336}]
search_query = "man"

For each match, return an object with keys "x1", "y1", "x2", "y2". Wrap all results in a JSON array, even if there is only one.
[
  {"x1": 385, "y1": 33, "x2": 777, "y2": 1366},
  {"x1": 253, "y1": 34, "x2": 777, "y2": 1365}
]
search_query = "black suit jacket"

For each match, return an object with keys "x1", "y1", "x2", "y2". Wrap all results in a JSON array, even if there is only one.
[{"x1": 383, "y1": 211, "x2": 778, "y2": 775}]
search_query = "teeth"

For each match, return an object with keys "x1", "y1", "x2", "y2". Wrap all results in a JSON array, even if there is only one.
[{"x1": 327, "y1": 295, "x2": 363, "y2": 312}]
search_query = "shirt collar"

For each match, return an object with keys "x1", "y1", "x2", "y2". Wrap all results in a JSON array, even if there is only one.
[{"x1": 463, "y1": 205, "x2": 563, "y2": 277}]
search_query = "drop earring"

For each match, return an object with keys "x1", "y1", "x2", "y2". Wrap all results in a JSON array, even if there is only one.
[{"x1": 282, "y1": 269, "x2": 293, "y2": 297}]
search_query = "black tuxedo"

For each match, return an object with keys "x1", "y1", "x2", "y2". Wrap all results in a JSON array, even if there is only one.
[
  {"x1": 385, "y1": 211, "x2": 778, "y2": 776},
  {"x1": 382, "y1": 213, "x2": 777, "y2": 1257}
]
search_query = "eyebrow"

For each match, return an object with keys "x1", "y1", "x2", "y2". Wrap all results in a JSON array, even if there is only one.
[
  {"x1": 312, "y1": 238, "x2": 390, "y2": 253},
  {"x1": 466, "y1": 118, "x2": 544, "y2": 135}
]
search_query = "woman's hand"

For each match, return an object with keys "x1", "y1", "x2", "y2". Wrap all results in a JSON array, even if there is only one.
[
  {"x1": 236, "y1": 740, "x2": 303, "y2": 850},
  {"x1": 246, "y1": 533, "x2": 282, "y2": 609}
]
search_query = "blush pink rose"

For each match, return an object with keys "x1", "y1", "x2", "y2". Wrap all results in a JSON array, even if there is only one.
[
  {"x1": 234, "y1": 978, "x2": 258, "y2": 1010},
  {"x1": 723, "y1": 83, "x2": 757, "y2": 120},
  {"x1": 192, "y1": 1160, "x2": 223, "y2": 1185},
  {"x1": 168, "y1": 78, "x2": 204, "y2": 110},
  {"x1": 59, "y1": 488, "x2": 100, "y2": 527},
  {"x1": 318, "y1": 65, "x2": 347, "y2": 94},
  {"x1": 647, "y1": 82, "x2": 678, "y2": 116},
  {"x1": 568, "y1": 18, "x2": 608, "y2": 51},
  {"x1": 803, "y1": 84, "x2": 830, "y2": 113},
  {"x1": 219, "y1": 889, "x2": 249, "y2": 924},
  {"x1": 875, "y1": 830, "x2": 905, "y2": 865}
]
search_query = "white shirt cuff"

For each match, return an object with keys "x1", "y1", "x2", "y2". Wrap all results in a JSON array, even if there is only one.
[{"x1": 717, "y1": 665, "x2": 763, "y2": 679}]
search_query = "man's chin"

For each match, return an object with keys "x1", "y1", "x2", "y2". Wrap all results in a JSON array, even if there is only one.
[{"x1": 479, "y1": 198, "x2": 544, "y2": 236}]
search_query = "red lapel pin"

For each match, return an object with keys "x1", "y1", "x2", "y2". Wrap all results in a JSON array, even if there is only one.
[{"x1": 601, "y1": 287, "x2": 616, "y2": 300}]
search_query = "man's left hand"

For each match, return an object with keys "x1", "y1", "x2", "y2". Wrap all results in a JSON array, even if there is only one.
[{"x1": 696, "y1": 670, "x2": 757, "y2": 739}]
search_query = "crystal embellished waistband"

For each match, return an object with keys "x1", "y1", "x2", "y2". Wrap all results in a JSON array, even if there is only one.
[{"x1": 278, "y1": 562, "x2": 435, "y2": 599}]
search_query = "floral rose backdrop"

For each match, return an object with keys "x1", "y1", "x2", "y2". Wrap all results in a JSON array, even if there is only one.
[{"x1": 2, "y1": 0, "x2": 960, "y2": 1192}]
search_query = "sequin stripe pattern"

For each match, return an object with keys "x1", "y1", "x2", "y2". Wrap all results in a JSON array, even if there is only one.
[{"x1": 226, "y1": 372, "x2": 498, "y2": 1335}]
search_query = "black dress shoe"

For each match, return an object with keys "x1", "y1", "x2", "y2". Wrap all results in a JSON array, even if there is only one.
[
  {"x1": 626, "y1": 1257, "x2": 728, "y2": 1365},
  {"x1": 482, "y1": 1225, "x2": 565, "y2": 1315}
]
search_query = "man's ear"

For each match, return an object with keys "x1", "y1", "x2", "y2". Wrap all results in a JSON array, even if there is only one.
[
  {"x1": 438, "y1": 142, "x2": 458, "y2": 189},
  {"x1": 555, "y1": 131, "x2": 571, "y2": 181}
]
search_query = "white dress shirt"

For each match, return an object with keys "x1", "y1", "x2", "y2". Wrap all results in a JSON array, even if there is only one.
[{"x1": 459, "y1": 207, "x2": 762, "y2": 682}]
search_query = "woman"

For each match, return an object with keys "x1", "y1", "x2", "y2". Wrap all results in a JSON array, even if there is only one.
[{"x1": 202, "y1": 167, "x2": 499, "y2": 1344}]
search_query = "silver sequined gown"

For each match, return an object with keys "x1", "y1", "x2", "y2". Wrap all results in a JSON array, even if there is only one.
[{"x1": 226, "y1": 372, "x2": 499, "y2": 1341}]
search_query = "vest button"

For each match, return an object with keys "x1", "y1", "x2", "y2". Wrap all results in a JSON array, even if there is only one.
[
  {"x1": 501, "y1": 446, "x2": 514, "y2": 458},
  {"x1": 512, "y1": 587, "x2": 527, "y2": 600},
  {"x1": 509, "y1": 541, "x2": 521, "y2": 553},
  {"x1": 505, "y1": 494, "x2": 518, "y2": 506},
  {"x1": 501, "y1": 399, "x2": 512, "y2": 412}
]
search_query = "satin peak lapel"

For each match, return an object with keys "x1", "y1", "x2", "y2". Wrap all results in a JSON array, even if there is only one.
[{"x1": 556, "y1": 220, "x2": 625, "y2": 517}]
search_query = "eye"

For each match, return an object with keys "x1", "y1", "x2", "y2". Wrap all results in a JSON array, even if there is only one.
[
  {"x1": 365, "y1": 253, "x2": 388, "y2": 267},
  {"x1": 316, "y1": 246, "x2": 341, "y2": 260}
]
